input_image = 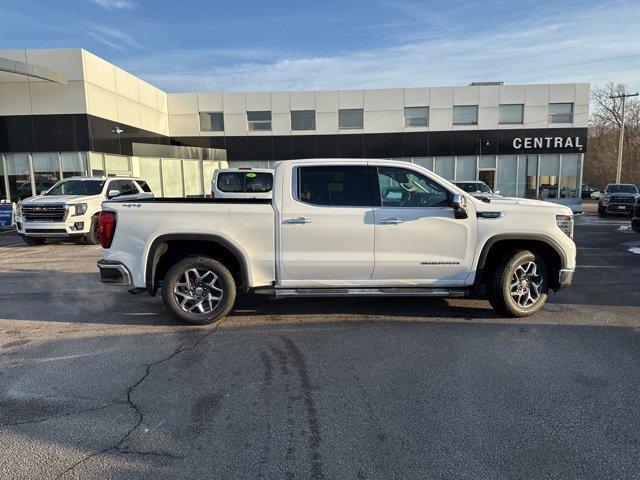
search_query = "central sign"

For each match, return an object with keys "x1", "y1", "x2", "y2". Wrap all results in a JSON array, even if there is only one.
[{"x1": 512, "y1": 136, "x2": 584, "y2": 150}]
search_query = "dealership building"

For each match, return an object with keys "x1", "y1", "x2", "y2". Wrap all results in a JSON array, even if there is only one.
[{"x1": 0, "y1": 49, "x2": 589, "y2": 209}]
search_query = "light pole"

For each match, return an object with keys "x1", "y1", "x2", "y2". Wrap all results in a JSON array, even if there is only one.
[{"x1": 609, "y1": 92, "x2": 639, "y2": 183}]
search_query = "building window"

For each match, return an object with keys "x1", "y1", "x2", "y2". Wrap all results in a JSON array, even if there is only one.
[
  {"x1": 247, "y1": 111, "x2": 272, "y2": 131},
  {"x1": 291, "y1": 110, "x2": 316, "y2": 131},
  {"x1": 453, "y1": 105, "x2": 478, "y2": 125},
  {"x1": 499, "y1": 104, "x2": 524, "y2": 124},
  {"x1": 338, "y1": 109, "x2": 363, "y2": 129},
  {"x1": 548, "y1": 103, "x2": 573, "y2": 123},
  {"x1": 199, "y1": 112, "x2": 224, "y2": 131},
  {"x1": 404, "y1": 107, "x2": 429, "y2": 127}
]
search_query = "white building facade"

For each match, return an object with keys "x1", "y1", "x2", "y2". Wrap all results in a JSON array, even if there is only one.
[{"x1": 0, "y1": 49, "x2": 589, "y2": 209}]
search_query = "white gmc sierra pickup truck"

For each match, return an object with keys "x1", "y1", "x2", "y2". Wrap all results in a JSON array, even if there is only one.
[{"x1": 97, "y1": 159, "x2": 576, "y2": 324}]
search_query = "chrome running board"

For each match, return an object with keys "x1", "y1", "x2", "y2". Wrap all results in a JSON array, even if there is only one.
[{"x1": 273, "y1": 287, "x2": 469, "y2": 298}]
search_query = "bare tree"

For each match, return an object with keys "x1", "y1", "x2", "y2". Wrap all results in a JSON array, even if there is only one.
[{"x1": 584, "y1": 83, "x2": 640, "y2": 188}]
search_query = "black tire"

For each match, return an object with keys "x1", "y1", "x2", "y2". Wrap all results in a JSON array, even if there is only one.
[
  {"x1": 84, "y1": 215, "x2": 100, "y2": 245},
  {"x1": 19, "y1": 235, "x2": 46, "y2": 246},
  {"x1": 161, "y1": 256, "x2": 236, "y2": 325},
  {"x1": 598, "y1": 207, "x2": 606, "y2": 217},
  {"x1": 485, "y1": 250, "x2": 549, "y2": 317}
]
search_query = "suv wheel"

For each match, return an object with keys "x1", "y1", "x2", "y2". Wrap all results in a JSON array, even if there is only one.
[
  {"x1": 84, "y1": 215, "x2": 100, "y2": 245},
  {"x1": 486, "y1": 250, "x2": 549, "y2": 317},
  {"x1": 162, "y1": 256, "x2": 236, "y2": 325},
  {"x1": 19, "y1": 235, "x2": 46, "y2": 246},
  {"x1": 598, "y1": 207, "x2": 606, "y2": 217}
]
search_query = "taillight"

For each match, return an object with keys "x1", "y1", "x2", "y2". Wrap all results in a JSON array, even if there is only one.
[{"x1": 98, "y1": 211, "x2": 117, "y2": 248}]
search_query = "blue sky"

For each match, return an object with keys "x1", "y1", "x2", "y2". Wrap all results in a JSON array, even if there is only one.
[{"x1": 2, "y1": 0, "x2": 639, "y2": 93}]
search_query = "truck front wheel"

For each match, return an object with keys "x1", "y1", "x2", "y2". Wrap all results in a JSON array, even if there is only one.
[
  {"x1": 485, "y1": 250, "x2": 549, "y2": 317},
  {"x1": 161, "y1": 256, "x2": 236, "y2": 325},
  {"x1": 84, "y1": 215, "x2": 100, "y2": 245}
]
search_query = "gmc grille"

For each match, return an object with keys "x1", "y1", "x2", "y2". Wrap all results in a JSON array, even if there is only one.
[
  {"x1": 610, "y1": 195, "x2": 635, "y2": 204},
  {"x1": 22, "y1": 204, "x2": 67, "y2": 222}
]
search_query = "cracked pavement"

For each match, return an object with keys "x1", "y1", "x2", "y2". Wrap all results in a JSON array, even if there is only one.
[{"x1": 0, "y1": 215, "x2": 639, "y2": 479}]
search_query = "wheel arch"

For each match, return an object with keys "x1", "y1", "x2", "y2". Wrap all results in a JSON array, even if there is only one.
[
  {"x1": 145, "y1": 233, "x2": 251, "y2": 296},
  {"x1": 475, "y1": 234, "x2": 566, "y2": 292}
]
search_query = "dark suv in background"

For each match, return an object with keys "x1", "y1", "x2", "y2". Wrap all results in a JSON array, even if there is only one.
[
  {"x1": 632, "y1": 197, "x2": 640, "y2": 232},
  {"x1": 598, "y1": 183, "x2": 639, "y2": 217}
]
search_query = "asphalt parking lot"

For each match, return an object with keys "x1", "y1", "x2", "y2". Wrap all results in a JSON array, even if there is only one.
[{"x1": 0, "y1": 215, "x2": 639, "y2": 480}]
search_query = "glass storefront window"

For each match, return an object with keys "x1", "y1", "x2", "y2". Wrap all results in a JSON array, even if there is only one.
[
  {"x1": 434, "y1": 156, "x2": 454, "y2": 180},
  {"x1": 479, "y1": 155, "x2": 496, "y2": 169},
  {"x1": 32, "y1": 153, "x2": 61, "y2": 194},
  {"x1": 5, "y1": 153, "x2": 32, "y2": 201},
  {"x1": 524, "y1": 155, "x2": 539, "y2": 199},
  {"x1": 139, "y1": 157, "x2": 163, "y2": 197},
  {"x1": 412, "y1": 157, "x2": 434, "y2": 171},
  {"x1": 105, "y1": 154, "x2": 131, "y2": 176},
  {"x1": 183, "y1": 160, "x2": 203, "y2": 197},
  {"x1": 538, "y1": 154, "x2": 560, "y2": 199},
  {"x1": 496, "y1": 155, "x2": 517, "y2": 197},
  {"x1": 90, "y1": 152, "x2": 105, "y2": 176},
  {"x1": 0, "y1": 156, "x2": 7, "y2": 201},
  {"x1": 161, "y1": 159, "x2": 184, "y2": 197},
  {"x1": 61, "y1": 152, "x2": 86, "y2": 178},
  {"x1": 455, "y1": 156, "x2": 476, "y2": 181},
  {"x1": 559, "y1": 154, "x2": 580, "y2": 199}
]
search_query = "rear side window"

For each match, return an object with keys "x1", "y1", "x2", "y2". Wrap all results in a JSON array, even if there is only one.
[
  {"x1": 110, "y1": 180, "x2": 137, "y2": 195},
  {"x1": 217, "y1": 172, "x2": 273, "y2": 193},
  {"x1": 298, "y1": 166, "x2": 371, "y2": 207}
]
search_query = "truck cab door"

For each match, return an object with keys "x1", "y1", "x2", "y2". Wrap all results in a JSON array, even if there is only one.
[
  {"x1": 277, "y1": 164, "x2": 375, "y2": 285},
  {"x1": 370, "y1": 164, "x2": 476, "y2": 286}
]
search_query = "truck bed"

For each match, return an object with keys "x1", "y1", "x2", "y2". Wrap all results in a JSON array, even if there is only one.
[{"x1": 101, "y1": 199, "x2": 276, "y2": 289}]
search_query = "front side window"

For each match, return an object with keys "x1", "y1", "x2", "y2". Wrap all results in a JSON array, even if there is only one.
[
  {"x1": 217, "y1": 171, "x2": 273, "y2": 193},
  {"x1": 338, "y1": 109, "x2": 363, "y2": 129},
  {"x1": 291, "y1": 110, "x2": 316, "y2": 131},
  {"x1": 298, "y1": 166, "x2": 371, "y2": 207},
  {"x1": 548, "y1": 103, "x2": 573, "y2": 123},
  {"x1": 404, "y1": 107, "x2": 429, "y2": 127},
  {"x1": 499, "y1": 104, "x2": 524, "y2": 124},
  {"x1": 45, "y1": 179, "x2": 106, "y2": 196},
  {"x1": 377, "y1": 166, "x2": 449, "y2": 207},
  {"x1": 199, "y1": 112, "x2": 224, "y2": 131},
  {"x1": 453, "y1": 105, "x2": 478, "y2": 125},
  {"x1": 247, "y1": 111, "x2": 272, "y2": 131}
]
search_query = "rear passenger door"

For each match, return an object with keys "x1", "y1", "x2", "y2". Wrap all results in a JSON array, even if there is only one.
[{"x1": 278, "y1": 164, "x2": 375, "y2": 284}]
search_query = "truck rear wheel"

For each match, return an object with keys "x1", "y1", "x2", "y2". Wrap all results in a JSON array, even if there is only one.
[
  {"x1": 485, "y1": 250, "x2": 549, "y2": 317},
  {"x1": 20, "y1": 235, "x2": 46, "y2": 246},
  {"x1": 161, "y1": 256, "x2": 236, "y2": 325}
]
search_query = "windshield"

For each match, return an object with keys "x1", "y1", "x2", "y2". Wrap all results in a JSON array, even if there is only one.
[
  {"x1": 606, "y1": 184, "x2": 638, "y2": 194},
  {"x1": 457, "y1": 182, "x2": 491, "y2": 193},
  {"x1": 45, "y1": 180, "x2": 105, "y2": 196}
]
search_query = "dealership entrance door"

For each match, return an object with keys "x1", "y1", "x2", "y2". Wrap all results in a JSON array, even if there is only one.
[{"x1": 479, "y1": 170, "x2": 495, "y2": 191}]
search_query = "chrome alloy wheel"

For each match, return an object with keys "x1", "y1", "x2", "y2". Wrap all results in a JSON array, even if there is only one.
[
  {"x1": 173, "y1": 268, "x2": 224, "y2": 314},
  {"x1": 509, "y1": 261, "x2": 543, "y2": 309}
]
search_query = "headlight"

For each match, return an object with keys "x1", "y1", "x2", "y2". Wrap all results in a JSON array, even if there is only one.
[
  {"x1": 16, "y1": 203, "x2": 22, "y2": 216},
  {"x1": 601, "y1": 196, "x2": 610, "y2": 204},
  {"x1": 556, "y1": 214, "x2": 573, "y2": 239},
  {"x1": 73, "y1": 203, "x2": 88, "y2": 215}
]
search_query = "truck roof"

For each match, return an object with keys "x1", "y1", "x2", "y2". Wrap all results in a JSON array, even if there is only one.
[{"x1": 64, "y1": 176, "x2": 144, "y2": 181}]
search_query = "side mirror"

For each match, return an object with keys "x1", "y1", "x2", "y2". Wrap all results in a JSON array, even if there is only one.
[
  {"x1": 107, "y1": 189, "x2": 121, "y2": 199},
  {"x1": 452, "y1": 193, "x2": 468, "y2": 219},
  {"x1": 494, "y1": 190, "x2": 500, "y2": 195},
  {"x1": 40, "y1": 190, "x2": 48, "y2": 196}
]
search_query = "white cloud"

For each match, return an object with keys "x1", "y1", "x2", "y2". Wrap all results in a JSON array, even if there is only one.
[
  {"x1": 85, "y1": 24, "x2": 143, "y2": 50},
  {"x1": 120, "y1": 1, "x2": 640, "y2": 93},
  {"x1": 88, "y1": 0, "x2": 137, "y2": 9}
]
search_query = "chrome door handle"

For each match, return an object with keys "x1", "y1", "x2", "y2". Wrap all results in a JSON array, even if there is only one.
[
  {"x1": 283, "y1": 217, "x2": 311, "y2": 224},
  {"x1": 378, "y1": 218, "x2": 403, "y2": 225}
]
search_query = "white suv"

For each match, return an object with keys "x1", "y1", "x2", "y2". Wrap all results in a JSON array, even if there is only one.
[{"x1": 16, "y1": 176, "x2": 152, "y2": 246}]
